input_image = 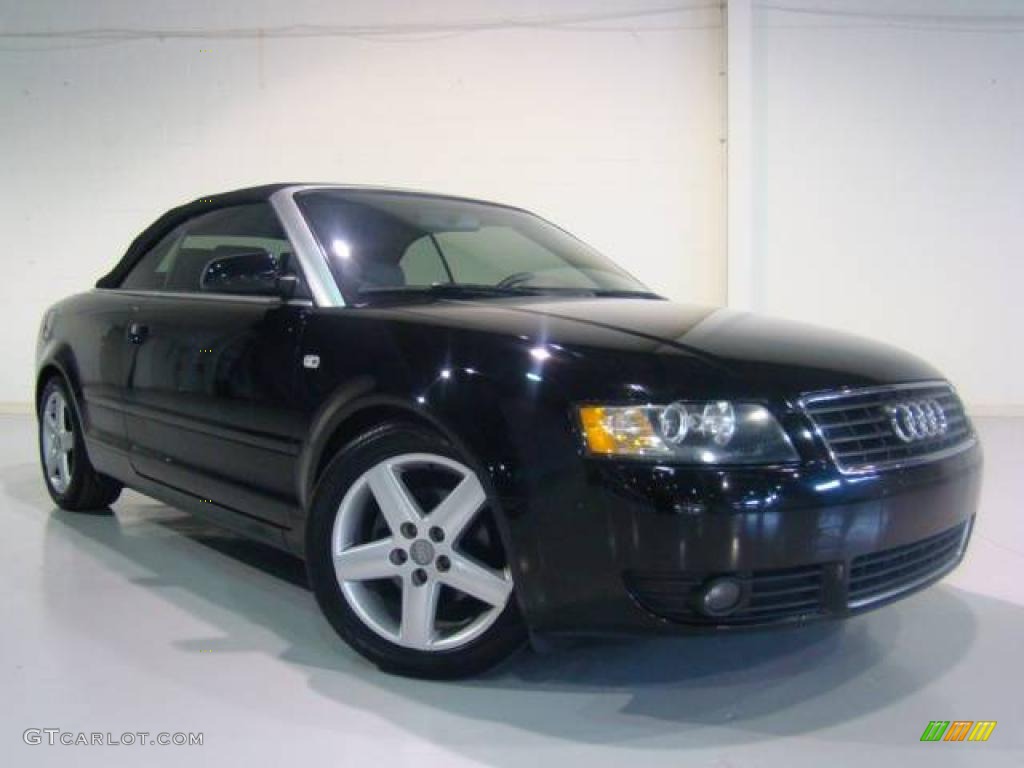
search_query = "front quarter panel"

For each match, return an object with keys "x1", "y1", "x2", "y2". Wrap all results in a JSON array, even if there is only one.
[{"x1": 292, "y1": 309, "x2": 598, "y2": 610}]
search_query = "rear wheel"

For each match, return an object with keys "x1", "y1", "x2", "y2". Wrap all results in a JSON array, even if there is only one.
[
  {"x1": 38, "y1": 377, "x2": 122, "y2": 512},
  {"x1": 307, "y1": 422, "x2": 525, "y2": 678}
]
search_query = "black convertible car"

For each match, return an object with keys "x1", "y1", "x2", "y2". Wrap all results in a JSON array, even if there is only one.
[{"x1": 36, "y1": 184, "x2": 982, "y2": 678}]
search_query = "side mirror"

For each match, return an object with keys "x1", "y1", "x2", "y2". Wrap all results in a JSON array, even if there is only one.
[
  {"x1": 276, "y1": 272, "x2": 299, "y2": 300},
  {"x1": 200, "y1": 250, "x2": 288, "y2": 297}
]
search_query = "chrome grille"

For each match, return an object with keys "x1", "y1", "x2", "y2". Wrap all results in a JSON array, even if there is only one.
[{"x1": 800, "y1": 381, "x2": 974, "y2": 474}]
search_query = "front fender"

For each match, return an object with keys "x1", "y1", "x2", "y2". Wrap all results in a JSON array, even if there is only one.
[{"x1": 295, "y1": 371, "x2": 526, "y2": 514}]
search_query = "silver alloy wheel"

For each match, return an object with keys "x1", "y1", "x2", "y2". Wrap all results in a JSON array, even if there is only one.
[
  {"x1": 41, "y1": 390, "x2": 74, "y2": 495},
  {"x1": 332, "y1": 452, "x2": 513, "y2": 652}
]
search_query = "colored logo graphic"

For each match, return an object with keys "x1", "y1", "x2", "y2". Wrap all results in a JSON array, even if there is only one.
[{"x1": 920, "y1": 721, "x2": 997, "y2": 742}]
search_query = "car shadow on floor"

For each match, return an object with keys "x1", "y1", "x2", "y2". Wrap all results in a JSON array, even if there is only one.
[{"x1": 7, "y1": 460, "x2": 1019, "y2": 756}]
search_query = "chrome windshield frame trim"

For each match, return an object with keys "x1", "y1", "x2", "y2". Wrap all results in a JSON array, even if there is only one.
[
  {"x1": 797, "y1": 380, "x2": 977, "y2": 475},
  {"x1": 270, "y1": 186, "x2": 345, "y2": 307}
]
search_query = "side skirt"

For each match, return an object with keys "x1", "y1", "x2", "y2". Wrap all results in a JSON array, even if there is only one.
[
  {"x1": 87, "y1": 436, "x2": 298, "y2": 555},
  {"x1": 125, "y1": 471, "x2": 298, "y2": 554}
]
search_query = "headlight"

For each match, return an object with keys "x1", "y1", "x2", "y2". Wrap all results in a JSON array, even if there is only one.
[{"x1": 578, "y1": 402, "x2": 798, "y2": 464}]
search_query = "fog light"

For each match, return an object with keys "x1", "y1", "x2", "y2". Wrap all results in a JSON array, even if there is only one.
[{"x1": 700, "y1": 577, "x2": 743, "y2": 616}]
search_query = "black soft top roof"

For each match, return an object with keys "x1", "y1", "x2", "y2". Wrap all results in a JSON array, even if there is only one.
[{"x1": 96, "y1": 183, "x2": 297, "y2": 289}]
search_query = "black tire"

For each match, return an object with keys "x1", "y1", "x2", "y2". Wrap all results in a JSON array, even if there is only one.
[
  {"x1": 307, "y1": 421, "x2": 526, "y2": 679},
  {"x1": 38, "y1": 376, "x2": 122, "y2": 512}
]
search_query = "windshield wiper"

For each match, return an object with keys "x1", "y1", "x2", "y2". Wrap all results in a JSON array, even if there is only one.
[
  {"x1": 358, "y1": 283, "x2": 548, "y2": 299},
  {"x1": 590, "y1": 289, "x2": 663, "y2": 300},
  {"x1": 357, "y1": 284, "x2": 663, "y2": 302}
]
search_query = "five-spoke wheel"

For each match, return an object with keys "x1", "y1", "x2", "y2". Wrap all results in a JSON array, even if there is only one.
[
  {"x1": 37, "y1": 376, "x2": 122, "y2": 511},
  {"x1": 41, "y1": 389, "x2": 74, "y2": 494},
  {"x1": 308, "y1": 422, "x2": 525, "y2": 678},
  {"x1": 333, "y1": 453, "x2": 513, "y2": 651}
]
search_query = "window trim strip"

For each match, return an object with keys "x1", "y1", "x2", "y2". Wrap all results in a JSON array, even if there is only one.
[{"x1": 95, "y1": 288, "x2": 313, "y2": 307}]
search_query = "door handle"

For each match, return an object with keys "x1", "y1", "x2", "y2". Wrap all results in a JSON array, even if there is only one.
[{"x1": 127, "y1": 322, "x2": 149, "y2": 345}]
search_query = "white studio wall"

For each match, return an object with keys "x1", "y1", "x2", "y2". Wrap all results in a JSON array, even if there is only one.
[
  {"x1": 0, "y1": 0, "x2": 726, "y2": 405},
  {"x1": 3, "y1": 0, "x2": 1022, "y2": 412},
  {"x1": 748, "y1": 0, "x2": 1024, "y2": 411}
]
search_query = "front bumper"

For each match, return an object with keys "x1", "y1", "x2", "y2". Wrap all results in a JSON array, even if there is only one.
[{"x1": 508, "y1": 441, "x2": 982, "y2": 637}]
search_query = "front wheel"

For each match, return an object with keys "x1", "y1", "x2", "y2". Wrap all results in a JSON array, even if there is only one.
[{"x1": 307, "y1": 422, "x2": 526, "y2": 678}]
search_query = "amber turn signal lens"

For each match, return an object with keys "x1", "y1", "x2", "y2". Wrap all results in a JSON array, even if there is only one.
[
  {"x1": 579, "y1": 406, "x2": 615, "y2": 454},
  {"x1": 578, "y1": 406, "x2": 664, "y2": 456}
]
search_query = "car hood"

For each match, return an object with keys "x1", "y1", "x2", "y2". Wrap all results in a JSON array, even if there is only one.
[{"x1": 376, "y1": 296, "x2": 942, "y2": 397}]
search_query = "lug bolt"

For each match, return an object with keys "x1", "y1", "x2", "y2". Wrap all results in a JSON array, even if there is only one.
[
  {"x1": 389, "y1": 548, "x2": 407, "y2": 566},
  {"x1": 400, "y1": 522, "x2": 418, "y2": 539},
  {"x1": 436, "y1": 555, "x2": 451, "y2": 572},
  {"x1": 429, "y1": 526, "x2": 445, "y2": 543},
  {"x1": 411, "y1": 568, "x2": 428, "y2": 586}
]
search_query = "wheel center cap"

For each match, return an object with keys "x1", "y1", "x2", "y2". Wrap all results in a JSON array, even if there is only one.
[{"x1": 410, "y1": 539, "x2": 435, "y2": 566}]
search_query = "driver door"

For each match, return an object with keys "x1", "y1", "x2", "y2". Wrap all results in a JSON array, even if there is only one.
[{"x1": 121, "y1": 203, "x2": 310, "y2": 526}]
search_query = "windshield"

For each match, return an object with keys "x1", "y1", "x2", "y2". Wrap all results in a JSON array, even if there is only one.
[{"x1": 294, "y1": 189, "x2": 652, "y2": 302}]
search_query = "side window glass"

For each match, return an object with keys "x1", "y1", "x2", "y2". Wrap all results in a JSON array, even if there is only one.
[
  {"x1": 168, "y1": 204, "x2": 295, "y2": 294},
  {"x1": 120, "y1": 203, "x2": 306, "y2": 296},
  {"x1": 400, "y1": 237, "x2": 452, "y2": 286},
  {"x1": 120, "y1": 227, "x2": 183, "y2": 290}
]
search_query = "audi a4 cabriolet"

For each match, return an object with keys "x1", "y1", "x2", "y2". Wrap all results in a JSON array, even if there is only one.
[{"x1": 36, "y1": 184, "x2": 982, "y2": 678}]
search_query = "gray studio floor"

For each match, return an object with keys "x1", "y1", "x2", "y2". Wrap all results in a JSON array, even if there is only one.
[{"x1": 1, "y1": 412, "x2": 1021, "y2": 767}]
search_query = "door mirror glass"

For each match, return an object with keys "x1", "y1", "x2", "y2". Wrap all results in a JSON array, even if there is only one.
[{"x1": 200, "y1": 249, "x2": 281, "y2": 296}]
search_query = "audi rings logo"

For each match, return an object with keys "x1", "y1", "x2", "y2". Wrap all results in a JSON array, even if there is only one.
[{"x1": 887, "y1": 399, "x2": 948, "y2": 442}]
